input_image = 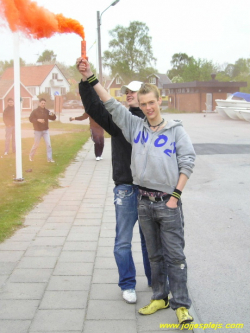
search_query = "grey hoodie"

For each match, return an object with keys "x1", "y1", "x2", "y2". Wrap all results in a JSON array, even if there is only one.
[{"x1": 104, "y1": 98, "x2": 196, "y2": 194}]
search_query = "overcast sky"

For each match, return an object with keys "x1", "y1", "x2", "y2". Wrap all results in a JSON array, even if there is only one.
[{"x1": 0, "y1": 0, "x2": 250, "y2": 75}]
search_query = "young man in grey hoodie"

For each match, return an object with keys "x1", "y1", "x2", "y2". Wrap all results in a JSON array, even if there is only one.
[{"x1": 76, "y1": 58, "x2": 196, "y2": 326}]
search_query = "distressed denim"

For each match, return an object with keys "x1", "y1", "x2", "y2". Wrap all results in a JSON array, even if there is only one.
[
  {"x1": 138, "y1": 197, "x2": 191, "y2": 310},
  {"x1": 113, "y1": 184, "x2": 151, "y2": 290},
  {"x1": 30, "y1": 130, "x2": 53, "y2": 161},
  {"x1": 5, "y1": 126, "x2": 15, "y2": 153}
]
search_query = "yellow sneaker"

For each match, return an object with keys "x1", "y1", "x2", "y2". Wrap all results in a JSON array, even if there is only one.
[
  {"x1": 176, "y1": 307, "x2": 193, "y2": 324},
  {"x1": 138, "y1": 299, "x2": 169, "y2": 315}
]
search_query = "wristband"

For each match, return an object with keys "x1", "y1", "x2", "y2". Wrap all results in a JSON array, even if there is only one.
[
  {"x1": 87, "y1": 74, "x2": 99, "y2": 86},
  {"x1": 171, "y1": 188, "x2": 182, "y2": 200}
]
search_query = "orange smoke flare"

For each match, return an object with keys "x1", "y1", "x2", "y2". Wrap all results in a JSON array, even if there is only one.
[{"x1": 0, "y1": 0, "x2": 85, "y2": 39}]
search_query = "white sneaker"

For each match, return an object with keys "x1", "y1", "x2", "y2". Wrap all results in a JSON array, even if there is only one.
[
  {"x1": 122, "y1": 289, "x2": 137, "y2": 304},
  {"x1": 29, "y1": 155, "x2": 33, "y2": 161},
  {"x1": 100, "y1": 156, "x2": 103, "y2": 160},
  {"x1": 4, "y1": 152, "x2": 8, "y2": 155},
  {"x1": 48, "y1": 159, "x2": 55, "y2": 163},
  {"x1": 96, "y1": 156, "x2": 101, "y2": 161}
]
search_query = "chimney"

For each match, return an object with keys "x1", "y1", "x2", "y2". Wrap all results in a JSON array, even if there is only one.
[{"x1": 211, "y1": 73, "x2": 216, "y2": 80}]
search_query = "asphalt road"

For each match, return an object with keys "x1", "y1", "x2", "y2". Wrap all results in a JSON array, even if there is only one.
[{"x1": 162, "y1": 112, "x2": 250, "y2": 333}]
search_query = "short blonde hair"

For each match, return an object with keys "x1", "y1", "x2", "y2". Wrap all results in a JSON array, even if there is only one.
[{"x1": 137, "y1": 83, "x2": 160, "y2": 101}]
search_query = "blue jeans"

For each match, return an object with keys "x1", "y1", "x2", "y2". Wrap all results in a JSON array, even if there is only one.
[
  {"x1": 5, "y1": 126, "x2": 15, "y2": 153},
  {"x1": 113, "y1": 184, "x2": 151, "y2": 290},
  {"x1": 138, "y1": 197, "x2": 191, "y2": 310},
  {"x1": 30, "y1": 130, "x2": 53, "y2": 161}
]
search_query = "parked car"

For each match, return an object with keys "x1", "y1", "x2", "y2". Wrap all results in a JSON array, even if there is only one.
[{"x1": 63, "y1": 100, "x2": 84, "y2": 109}]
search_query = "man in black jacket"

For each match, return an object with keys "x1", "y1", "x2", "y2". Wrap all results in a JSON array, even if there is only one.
[
  {"x1": 3, "y1": 97, "x2": 15, "y2": 155},
  {"x1": 29, "y1": 98, "x2": 56, "y2": 162},
  {"x1": 78, "y1": 77, "x2": 151, "y2": 304}
]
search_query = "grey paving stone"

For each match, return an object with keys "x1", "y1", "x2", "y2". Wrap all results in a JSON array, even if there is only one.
[
  {"x1": 83, "y1": 320, "x2": 137, "y2": 333},
  {"x1": 89, "y1": 283, "x2": 121, "y2": 300},
  {"x1": 39, "y1": 290, "x2": 88, "y2": 309},
  {"x1": 102, "y1": 216, "x2": 116, "y2": 223},
  {"x1": 63, "y1": 241, "x2": 97, "y2": 251},
  {"x1": 70, "y1": 226, "x2": 100, "y2": 233},
  {"x1": 53, "y1": 262, "x2": 93, "y2": 276},
  {"x1": 41, "y1": 223, "x2": 72, "y2": 230},
  {"x1": 101, "y1": 222, "x2": 115, "y2": 230},
  {"x1": 95, "y1": 257, "x2": 116, "y2": 269},
  {"x1": 37, "y1": 229, "x2": 69, "y2": 237},
  {"x1": 0, "y1": 283, "x2": 46, "y2": 299},
  {"x1": 96, "y1": 246, "x2": 114, "y2": 258},
  {"x1": 92, "y1": 269, "x2": 118, "y2": 284},
  {"x1": 9, "y1": 269, "x2": 53, "y2": 283},
  {"x1": 0, "y1": 275, "x2": 8, "y2": 288},
  {"x1": 0, "y1": 320, "x2": 31, "y2": 333},
  {"x1": 0, "y1": 262, "x2": 16, "y2": 275},
  {"x1": 73, "y1": 218, "x2": 101, "y2": 226},
  {"x1": 0, "y1": 251, "x2": 24, "y2": 262},
  {"x1": 31, "y1": 237, "x2": 65, "y2": 246},
  {"x1": 98, "y1": 238, "x2": 115, "y2": 247},
  {"x1": 54, "y1": 205, "x2": 80, "y2": 211},
  {"x1": 29, "y1": 309, "x2": 85, "y2": 331},
  {"x1": 66, "y1": 232, "x2": 99, "y2": 242},
  {"x1": 16, "y1": 257, "x2": 57, "y2": 269},
  {"x1": 8, "y1": 233, "x2": 36, "y2": 242},
  {"x1": 58, "y1": 251, "x2": 95, "y2": 263},
  {"x1": 50, "y1": 211, "x2": 76, "y2": 217},
  {"x1": 24, "y1": 246, "x2": 62, "y2": 257},
  {"x1": 100, "y1": 228, "x2": 116, "y2": 238},
  {"x1": 47, "y1": 276, "x2": 91, "y2": 291},
  {"x1": 0, "y1": 300, "x2": 39, "y2": 319},
  {"x1": 46, "y1": 216, "x2": 75, "y2": 223},
  {"x1": 26, "y1": 213, "x2": 50, "y2": 220},
  {"x1": 24, "y1": 219, "x2": 45, "y2": 227},
  {"x1": 0, "y1": 242, "x2": 30, "y2": 251},
  {"x1": 75, "y1": 212, "x2": 103, "y2": 219},
  {"x1": 86, "y1": 300, "x2": 135, "y2": 320}
]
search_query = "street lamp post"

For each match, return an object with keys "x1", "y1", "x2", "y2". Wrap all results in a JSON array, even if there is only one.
[{"x1": 97, "y1": 0, "x2": 120, "y2": 85}]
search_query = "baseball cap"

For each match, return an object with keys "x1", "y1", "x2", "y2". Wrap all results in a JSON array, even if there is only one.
[{"x1": 120, "y1": 81, "x2": 143, "y2": 94}]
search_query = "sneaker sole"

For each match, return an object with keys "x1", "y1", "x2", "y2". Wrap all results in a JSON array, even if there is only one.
[{"x1": 123, "y1": 298, "x2": 137, "y2": 304}]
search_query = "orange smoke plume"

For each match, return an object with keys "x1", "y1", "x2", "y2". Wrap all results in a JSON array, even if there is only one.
[{"x1": 0, "y1": 0, "x2": 85, "y2": 39}]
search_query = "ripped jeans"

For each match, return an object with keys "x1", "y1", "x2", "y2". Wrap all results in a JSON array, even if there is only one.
[
  {"x1": 113, "y1": 184, "x2": 151, "y2": 290},
  {"x1": 138, "y1": 197, "x2": 191, "y2": 310}
]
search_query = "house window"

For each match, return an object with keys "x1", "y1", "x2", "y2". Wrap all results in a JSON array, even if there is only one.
[
  {"x1": 61, "y1": 87, "x2": 66, "y2": 95},
  {"x1": 22, "y1": 97, "x2": 31, "y2": 109},
  {"x1": 52, "y1": 73, "x2": 58, "y2": 79},
  {"x1": 27, "y1": 87, "x2": 36, "y2": 96},
  {"x1": 45, "y1": 87, "x2": 51, "y2": 95},
  {"x1": 149, "y1": 77, "x2": 156, "y2": 84},
  {"x1": 115, "y1": 89, "x2": 121, "y2": 97},
  {"x1": 116, "y1": 77, "x2": 121, "y2": 85},
  {"x1": 162, "y1": 89, "x2": 166, "y2": 97}
]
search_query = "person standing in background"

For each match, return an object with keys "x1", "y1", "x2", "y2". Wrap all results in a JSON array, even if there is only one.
[
  {"x1": 3, "y1": 97, "x2": 15, "y2": 155},
  {"x1": 70, "y1": 112, "x2": 104, "y2": 161}
]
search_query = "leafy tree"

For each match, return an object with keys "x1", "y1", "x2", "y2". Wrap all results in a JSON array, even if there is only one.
[
  {"x1": 182, "y1": 58, "x2": 216, "y2": 82},
  {"x1": 103, "y1": 21, "x2": 156, "y2": 81},
  {"x1": 37, "y1": 50, "x2": 57, "y2": 63},
  {"x1": 167, "y1": 53, "x2": 192, "y2": 79},
  {"x1": 171, "y1": 75, "x2": 184, "y2": 83},
  {"x1": 0, "y1": 58, "x2": 26, "y2": 75}
]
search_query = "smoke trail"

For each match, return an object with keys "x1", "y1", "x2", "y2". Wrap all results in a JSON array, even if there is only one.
[{"x1": 0, "y1": 0, "x2": 85, "y2": 39}]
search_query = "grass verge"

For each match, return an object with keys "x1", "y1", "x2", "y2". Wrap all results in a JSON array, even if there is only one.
[{"x1": 0, "y1": 123, "x2": 90, "y2": 243}]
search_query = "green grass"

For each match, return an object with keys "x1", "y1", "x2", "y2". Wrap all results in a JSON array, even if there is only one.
[{"x1": 0, "y1": 122, "x2": 90, "y2": 243}]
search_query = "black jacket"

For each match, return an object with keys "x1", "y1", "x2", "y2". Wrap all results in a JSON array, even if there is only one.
[
  {"x1": 3, "y1": 106, "x2": 15, "y2": 127},
  {"x1": 29, "y1": 106, "x2": 56, "y2": 131},
  {"x1": 79, "y1": 80, "x2": 145, "y2": 185}
]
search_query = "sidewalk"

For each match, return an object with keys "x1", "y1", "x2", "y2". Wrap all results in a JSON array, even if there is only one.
[{"x1": 0, "y1": 138, "x2": 198, "y2": 333}]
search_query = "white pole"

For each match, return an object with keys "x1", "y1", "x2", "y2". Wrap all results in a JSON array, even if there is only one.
[{"x1": 13, "y1": 32, "x2": 24, "y2": 181}]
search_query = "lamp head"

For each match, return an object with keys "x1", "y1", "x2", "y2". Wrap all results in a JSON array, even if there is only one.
[{"x1": 111, "y1": 0, "x2": 120, "y2": 6}]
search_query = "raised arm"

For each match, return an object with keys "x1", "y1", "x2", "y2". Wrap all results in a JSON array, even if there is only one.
[{"x1": 77, "y1": 58, "x2": 111, "y2": 103}]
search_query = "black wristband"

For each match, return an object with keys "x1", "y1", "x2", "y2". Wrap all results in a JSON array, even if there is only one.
[
  {"x1": 171, "y1": 188, "x2": 182, "y2": 200},
  {"x1": 87, "y1": 74, "x2": 99, "y2": 86}
]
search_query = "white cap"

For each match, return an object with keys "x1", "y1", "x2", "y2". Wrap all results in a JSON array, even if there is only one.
[{"x1": 120, "y1": 81, "x2": 143, "y2": 94}]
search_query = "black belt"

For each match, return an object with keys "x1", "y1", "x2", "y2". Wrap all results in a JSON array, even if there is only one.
[{"x1": 140, "y1": 195, "x2": 171, "y2": 202}]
